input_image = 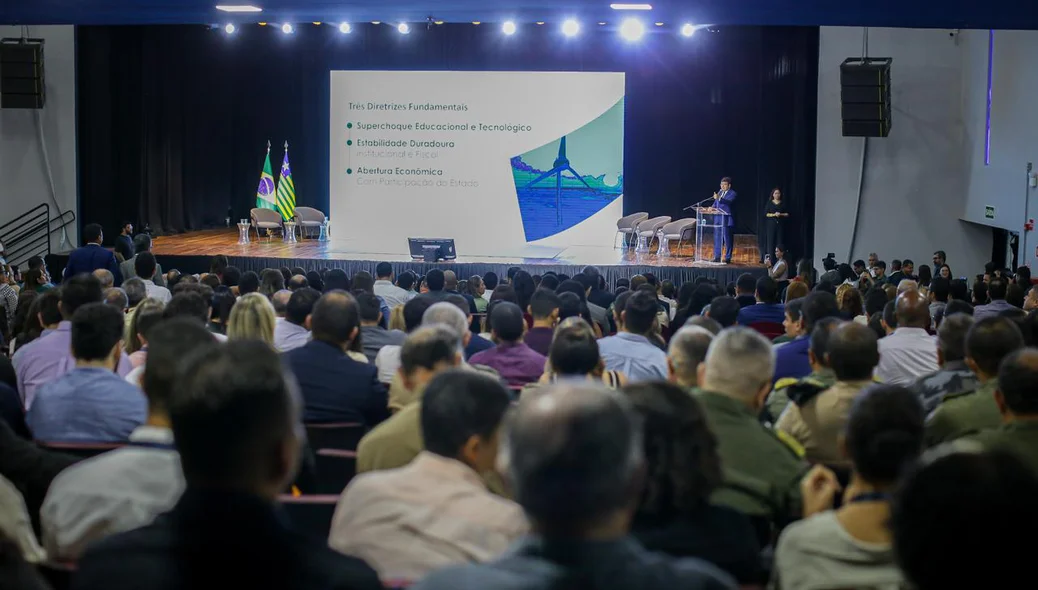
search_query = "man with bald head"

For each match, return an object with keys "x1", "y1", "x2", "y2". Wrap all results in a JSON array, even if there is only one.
[
  {"x1": 667, "y1": 326, "x2": 714, "y2": 389},
  {"x1": 442, "y1": 270, "x2": 479, "y2": 333},
  {"x1": 967, "y1": 348, "x2": 1038, "y2": 475},
  {"x1": 416, "y1": 384, "x2": 735, "y2": 590},
  {"x1": 926, "y1": 316, "x2": 1024, "y2": 446},
  {"x1": 875, "y1": 290, "x2": 939, "y2": 385},
  {"x1": 777, "y1": 322, "x2": 879, "y2": 466},
  {"x1": 695, "y1": 328, "x2": 805, "y2": 527}
]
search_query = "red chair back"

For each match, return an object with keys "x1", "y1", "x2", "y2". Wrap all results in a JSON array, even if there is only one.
[{"x1": 748, "y1": 321, "x2": 785, "y2": 340}]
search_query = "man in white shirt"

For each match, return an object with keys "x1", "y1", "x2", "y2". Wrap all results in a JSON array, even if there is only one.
[
  {"x1": 597, "y1": 290, "x2": 668, "y2": 382},
  {"x1": 876, "y1": 290, "x2": 939, "y2": 385},
  {"x1": 274, "y1": 288, "x2": 319, "y2": 352},
  {"x1": 41, "y1": 319, "x2": 219, "y2": 560},
  {"x1": 134, "y1": 253, "x2": 171, "y2": 304},
  {"x1": 329, "y1": 369, "x2": 526, "y2": 583},
  {"x1": 373, "y1": 262, "x2": 414, "y2": 310}
]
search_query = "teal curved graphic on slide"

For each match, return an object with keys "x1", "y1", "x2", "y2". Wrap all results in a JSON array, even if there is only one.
[{"x1": 511, "y1": 98, "x2": 624, "y2": 242}]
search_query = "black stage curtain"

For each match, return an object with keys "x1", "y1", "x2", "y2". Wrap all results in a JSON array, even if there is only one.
[{"x1": 77, "y1": 24, "x2": 818, "y2": 259}]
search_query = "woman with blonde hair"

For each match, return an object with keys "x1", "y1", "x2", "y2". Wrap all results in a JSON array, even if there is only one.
[{"x1": 227, "y1": 292, "x2": 277, "y2": 346}]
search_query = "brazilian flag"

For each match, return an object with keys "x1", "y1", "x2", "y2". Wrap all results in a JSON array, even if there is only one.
[
  {"x1": 275, "y1": 142, "x2": 296, "y2": 221},
  {"x1": 255, "y1": 142, "x2": 277, "y2": 211}
]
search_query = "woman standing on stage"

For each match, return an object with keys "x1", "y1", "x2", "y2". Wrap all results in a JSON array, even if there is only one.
[{"x1": 764, "y1": 188, "x2": 789, "y2": 264}]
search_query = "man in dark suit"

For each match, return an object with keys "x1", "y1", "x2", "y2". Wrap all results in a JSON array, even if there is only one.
[
  {"x1": 63, "y1": 223, "x2": 122, "y2": 285},
  {"x1": 712, "y1": 177, "x2": 737, "y2": 264},
  {"x1": 283, "y1": 291, "x2": 389, "y2": 426},
  {"x1": 72, "y1": 340, "x2": 382, "y2": 590}
]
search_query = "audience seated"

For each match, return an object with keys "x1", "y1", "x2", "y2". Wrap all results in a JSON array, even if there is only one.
[
  {"x1": 530, "y1": 318, "x2": 623, "y2": 390},
  {"x1": 892, "y1": 446, "x2": 1038, "y2": 590},
  {"x1": 524, "y1": 289, "x2": 560, "y2": 356},
  {"x1": 14, "y1": 275, "x2": 132, "y2": 408},
  {"x1": 119, "y1": 234, "x2": 165, "y2": 287},
  {"x1": 734, "y1": 273, "x2": 757, "y2": 309},
  {"x1": 283, "y1": 291, "x2": 388, "y2": 426},
  {"x1": 773, "y1": 291, "x2": 840, "y2": 385},
  {"x1": 967, "y1": 348, "x2": 1038, "y2": 474},
  {"x1": 72, "y1": 340, "x2": 382, "y2": 590},
  {"x1": 926, "y1": 316, "x2": 1024, "y2": 445},
  {"x1": 415, "y1": 383, "x2": 735, "y2": 590},
  {"x1": 27, "y1": 303, "x2": 145, "y2": 443},
  {"x1": 766, "y1": 317, "x2": 841, "y2": 425},
  {"x1": 625, "y1": 381, "x2": 762, "y2": 584},
  {"x1": 330, "y1": 370, "x2": 525, "y2": 582},
  {"x1": 375, "y1": 296, "x2": 433, "y2": 385},
  {"x1": 470, "y1": 302, "x2": 546, "y2": 387},
  {"x1": 875, "y1": 291, "x2": 939, "y2": 385},
  {"x1": 773, "y1": 384, "x2": 923, "y2": 589},
  {"x1": 357, "y1": 325, "x2": 463, "y2": 473},
  {"x1": 238, "y1": 270, "x2": 260, "y2": 296},
  {"x1": 356, "y1": 291, "x2": 405, "y2": 363},
  {"x1": 92, "y1": 269, "x2": 115, "y2": 290},
  {"x1": 666, "y1": 326, "x2": 714, "y2": 391},
  {"x1": 696, "y1": 328, "x2": 805, "y2": 530},
  {"x1": 909, "y1": 313, "x2": 978, "y2": 413},
  {"x1": 973, "y1": 277, "x2": 1014, "y2": 320},
  {"x1": 446, "y1": 295, "x2": 493, "y2": 359},
  {"x1": 598, "y1": 290, "x2": 668, "y2": 381},
  {"x1": 103, "y1": 286, "x2": 128, "y2": 311},
  {"x1": 736, "y1": 276, "x2": 785, "y2": 325},
  {"x1": 777, "y1": 322, "x2": 880, "y2": 466},
  {"x1": 583, "y1": 266, "x2": 614, "y2": 310},
  {"x1": 274, "y1": 287, "x2": 319, "y2": 352},
  {"x1": 705, "y1": 296, "x2": 739, "y2": 328},
  {"x1": 227, "y1": 292, "x2": 277, "y2": 346},
  {"x1": 288, "y1": 274, "x2": 309, "y2": 291},
  {"x1": 135, "y1": 252, "x2": 171, "y2": 304},
  {"x1": 41, "y1": 319, "x2": 217, "y2": 559},
  {"x1": 772, "y1": 297, "x2": 803, "y2": 345}
]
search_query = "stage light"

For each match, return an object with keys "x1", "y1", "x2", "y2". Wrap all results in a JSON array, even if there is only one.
[
  {"x1": 610, "y1": 3, "x2": 652, "y2": 10},
  {"x1": 680, "y1": 23, "x2": 696, "y2": 37},
  {"x1": 312, "y1": 21, "x2": 321, "y2": 25},
  {"x1": 502, "y1": 21, "x2": 517, "y2": 35},
  {"x1": 258, "y1": 22, "x2": 266, "y2": 26},
  {"x1": 215, "y1": 5, "x2": 262, "y2": 13},
  {"x1": 371, "y1": 21, "x2": 381, "y2": 25},
  {"x1": 434, "y1": 21, "x2": 444, "y2": 25},
  {"x1": 338, "y1": 22, "x2": 352, "y2": 34},
  {"x1": 619, "y1": 18, "x2": 644, "y2": 41},
  {"x1": 561, "y1": 19, "x2": 580, "y2": 37},
  {"x1": 535, "y1": 21, "x2": 545, "y2": 26},
  {"x1": 223, "y1": 23, "x2": 236, "y2": 34},
  {"x1": 398, "y1": 23, "x2": 411, "y2": 34},
  {"x1": 598, "y1": 22, "x2": 607, "y2": 25},
  {"x1": 655, "y1": 22, "x2": 664, "y2": 26},
  {"x1": 281, "y1": 23, "x2": 293, "y2": 34},
  {"x1": 472, "y1": 21, "x2": 481, "y2": 25}
]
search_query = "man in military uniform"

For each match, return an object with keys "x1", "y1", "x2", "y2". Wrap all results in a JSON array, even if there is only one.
[
  {"x1": 695, "y1": 327, "x2": 807, "y2": 531},
  {"x1": 926, "y1": 316, "x2": 1024, "y2": 446},
  {"x1": 764, "y1": 317, "x2": 841, "y2": 424},
  {"x1": 909, "y1": 313, "x2": 978, "y2": 413},
  {"x1": 967, "y1": 349, "x2": 1038, "y2": 475}
]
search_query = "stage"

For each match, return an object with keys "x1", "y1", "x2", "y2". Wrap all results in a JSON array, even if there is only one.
[{"x1": 49, "y1": 228, "x2": 768, "y2": 286}]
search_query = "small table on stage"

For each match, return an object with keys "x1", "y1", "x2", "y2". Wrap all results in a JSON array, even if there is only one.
[
  {"x1": 283, "y1": 221, "x2": 298, "y2": 244},
  {"x1": 692, "y1": 206, "x2": 729, "y2": 263},
  {"x1": 237, "y1": 221, "x2": 251, "y2": 245}
]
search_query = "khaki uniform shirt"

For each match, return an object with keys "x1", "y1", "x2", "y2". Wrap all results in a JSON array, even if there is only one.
[
  {"x1": 967, "y1": 421, "x2": 1038, "y2": 476},
  {"x1": 925, "y1": 379, "x2": 1000, "y2": 447},
  {"x1": 775, "y1": 379, "x2": 872, "y2": 467},
  {"x1": 766, "y1": 369, "x2": 837, "y2": 424},
  {"x1": 696, "y1": 390, "x2": 806, "y2": 526}
]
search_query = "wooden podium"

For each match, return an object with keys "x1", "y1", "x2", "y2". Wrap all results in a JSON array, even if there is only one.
[{"x1": 692, "y1": 206, "x2": 730, "y2": 263}]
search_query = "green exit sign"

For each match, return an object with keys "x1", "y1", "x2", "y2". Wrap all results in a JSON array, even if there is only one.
[{"x1": 985, "y1": 206, "x2": 996, "y2": 219}]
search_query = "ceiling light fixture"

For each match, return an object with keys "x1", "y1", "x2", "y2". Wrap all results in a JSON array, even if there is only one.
[
  {"x1": 680, "y1": 23, "x2": 696, "y2": 37},
  {"x1": 655, "y1": 22, "x2": 664, "y2": 26},
  {"x1": 281, "y1": 22, "x2": 293, "y2": 33},
  {"x1": 434, "y1": 21, "x2": 444, "y2": 24},
  {"x1": 223, "y1": 23, "x2": 236, "y2": 34},
  {"x1": 312, "y1": 21, "x2": 321, "y2": 25},
  {"x1": 562, "y1": 19, "x2": 580, "y2": 37},
  {"x1": 619, "y1": 18, "x2": 644, "y2": 41},
  {"x1": 472, "y1": 21, "x2": 481, "y2": 25},
  {"x1": 398, "y1": 23, "x2": 411, "y2": 34},
  {"x1": 258, "y1": 21, "x2": 267, "y2": 25},
  {"x1": 610, "y1": 3, "x2": 652, "y2": 10},
  {"x1": 371, "y1": 21, "x2": 381, "y2": 24},
  {"x1": 339, "y1": 22, "x2": 352, "y2": 33},
  {"x1": 215, "y1": 5, "x2": 262, "y2": 13},
  {"x1": 502, "y1": 21, "x2": 517, "y2": 35}
]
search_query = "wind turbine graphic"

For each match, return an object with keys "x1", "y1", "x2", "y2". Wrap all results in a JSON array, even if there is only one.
[{"x1": 524, "y1": 136, "x2": 592, "y2": 224}]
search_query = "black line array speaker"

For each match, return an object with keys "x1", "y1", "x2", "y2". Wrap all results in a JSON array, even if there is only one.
[
  {"x1": 0, "y1": 38, "x2": 46, "y2": 109},
  {"x1": 840, "y1": 57, "x2": 891, "y2": 137}
]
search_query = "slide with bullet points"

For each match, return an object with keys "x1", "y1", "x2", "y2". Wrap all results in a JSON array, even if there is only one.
[{"x1": 330, "y1": 70, "x2": 625, "y2": 256}]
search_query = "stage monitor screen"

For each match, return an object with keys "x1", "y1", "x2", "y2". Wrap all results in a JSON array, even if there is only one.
[
  {"x1": 330, "y1": 70, "x2": 625, "y2": 257},
  {"x1": 408, "y1": 237, "x2": 457, "y2": 261}
]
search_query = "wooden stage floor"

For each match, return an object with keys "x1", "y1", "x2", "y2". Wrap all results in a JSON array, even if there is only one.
[{"x1": 150, "y1": 228, "x2": 764, "y2": 269}]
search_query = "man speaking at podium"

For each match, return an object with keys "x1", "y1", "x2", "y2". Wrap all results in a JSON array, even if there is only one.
[{"x1": 712, "y1": 176, "x2": 736, "y2": 264}]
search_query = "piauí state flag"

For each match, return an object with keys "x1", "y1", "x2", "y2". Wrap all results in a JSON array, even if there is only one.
[
  {"x1": 255, "y1": 143, "x2": 277, "y2": 211},
  {"x1": 275, "y1": 142, "x2": 296, "y2": 221}
]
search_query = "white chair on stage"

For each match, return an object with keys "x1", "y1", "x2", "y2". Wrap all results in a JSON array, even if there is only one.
[
  {"x1": 656, "y1": 218, "x2": 697, "y2": 256},
  {"x1": 614, "y1": 212, "x2": 649, "y2": 249},
  {"x1": 634, "y1": 216, "x2": 671, "y2": 253},
  {"x1": 250, "y1": 208, "x2": 284, "y2": 242},
  {"x1": 293, "y1": 207, "x2": 327, "y2": 239}
]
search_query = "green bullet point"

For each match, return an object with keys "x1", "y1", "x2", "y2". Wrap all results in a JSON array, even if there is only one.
[
  {"x1": 347, "y1": 168, "x2": 353, "y2": 174},
  {"x1": 347, "y1": 123, "x2": 353, "y2": 129},
  {"x1": 347, "y1": 140, "x2": 353, "y2": 146}
]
